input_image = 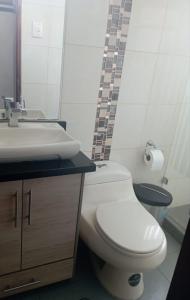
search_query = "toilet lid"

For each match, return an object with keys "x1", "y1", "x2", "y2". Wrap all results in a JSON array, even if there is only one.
[{"x1": 95, "y1": 201, "x2": 165, "y2": 255}]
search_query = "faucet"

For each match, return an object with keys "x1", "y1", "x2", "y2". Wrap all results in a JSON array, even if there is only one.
[{"x1": 3, "y1": 97, "x2": 27, "y2": 127}]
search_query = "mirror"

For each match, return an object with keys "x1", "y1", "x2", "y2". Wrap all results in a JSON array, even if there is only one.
[
  {"x1": 21, "y1": 0, "x2": 65, "y2": 119},
  {"x1": 0, "y1": 0, "x2": 65, "y2": 119},
  {"x1": 0, "y1": 0, "x2": 18, "y2": 103}
]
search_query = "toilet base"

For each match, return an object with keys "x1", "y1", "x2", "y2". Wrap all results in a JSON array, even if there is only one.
[{"x1": 91, "y1": 253, "x2": 144, "y2": 300}]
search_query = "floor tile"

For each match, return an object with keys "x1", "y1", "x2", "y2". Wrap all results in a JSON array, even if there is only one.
[
  {"x1": 139, "y1": 269, "x2": 170, "y2": 300},
  {"x1": 159, "y1": 251, "x2": 179, "y2": 281},
  {"x1": 164, "y1": 230, "x2": 181, "y2": 255},
  {"x1": 9, "y1": 291, "x2": 40, "y2": 300},
  {"x1": 6, "y1": 233, "x2": 179, "y2": 300}
]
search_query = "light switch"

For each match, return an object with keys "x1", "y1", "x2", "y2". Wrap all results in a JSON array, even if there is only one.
[{"x1": 32, "y1": 21, "x2": 43, "y2": 38}]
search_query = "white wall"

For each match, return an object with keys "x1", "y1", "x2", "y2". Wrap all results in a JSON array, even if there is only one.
[
  {"x1": 60, "y1": 0, "x2": 109, "y2": 154},
  {"x1": 60, "y1": 0, "x2": 190, "y2": 209},
  {"x1": 21, "y1": 0, "x2": 65, "y2": 118},
  {"x1": 110, "y1": 0, "x2": 190, "y2": 189}
]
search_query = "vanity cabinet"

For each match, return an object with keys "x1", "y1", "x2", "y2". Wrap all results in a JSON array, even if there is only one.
[
  {"x1": 0, "y1": 174, "x2": 83, "y2": 298},
  {"x1": 0, "y1": 181, "x2": 22, "y2": 276},
  {"x1": 22, "y1": 175, "x2": 81, "y2": 269}
]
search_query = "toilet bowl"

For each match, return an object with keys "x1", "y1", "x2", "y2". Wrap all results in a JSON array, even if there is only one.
[{"x1": 80, "y1": 161, "x2": 167, "y2": 300}]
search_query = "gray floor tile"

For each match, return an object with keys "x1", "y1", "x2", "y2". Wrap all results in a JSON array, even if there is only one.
[
  {"x1": 9, "y1": 291, "x2": 40, "y2": 300},
  {"x1": 6, "y1": 234, "x2": 179, "y2": 300},
  {"x1": 139, "y1": 269, "x2": 170, "y2": 300},
  {"x1": 164, "y1": 231, "x2": 181, "y2": 255},
  {"x1": 159, "y1": 251, "x2": 179, "y2": 281},
  {"x1": 39, "y1": 261, "x2": 115, "y2": 300}
]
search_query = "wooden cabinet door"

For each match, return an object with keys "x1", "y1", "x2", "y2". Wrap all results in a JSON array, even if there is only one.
[
  {"x1": 0, "y1": 181, "x2": 22, "y2": 276},
  {"x1": 22, "y1": 174, "x2": 82, "y2": 269}
]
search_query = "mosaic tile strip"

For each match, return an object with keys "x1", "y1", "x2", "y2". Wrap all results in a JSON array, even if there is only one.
[{"x1": 92, "y1": 0, "x2": 132, "y2": 161}]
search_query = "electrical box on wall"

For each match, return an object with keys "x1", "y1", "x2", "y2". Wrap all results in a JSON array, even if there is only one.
[{"x1": 32, "y1": 21, "x2": 43, "y2": 38}]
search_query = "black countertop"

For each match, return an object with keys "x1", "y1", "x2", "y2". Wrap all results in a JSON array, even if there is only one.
[{"x1": 0, "y1": 151, "x2": 96, "y2": 182}]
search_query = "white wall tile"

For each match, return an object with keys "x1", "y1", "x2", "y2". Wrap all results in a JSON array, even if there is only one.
[
  {"x1": 22, "y1": 45, "x2": 48, "y2": 84},
  {"x1": 22, "y1": 3, "x2": 50, "y2": 47},
  {"x1": 160, "y1": 28, "x2": 190, "y2": 57},
  {"x1": 149, "y1": 55, "x2": 190, "y2": 105},
  {"x1": 110, "y1": 148, "x2": 141, "y2": 180},
  {"x1": 164, "y1": 0, "x2": 190, "y2": 27},
  {"x1": 47, "y1": 48, "x2": 62, "y2": 85},
  {"x1": 23, "y1": 0, "x2": 65, "y2": 7},
  {"x1": 22, "y1": 83, "x2": 46, "y2": 113},
  {"x1": 159, "y1": 0, "x2": 190, "y2": 56},
  {"x1": 22, "y1": 2, "x2": 65, "y2": 48},
  {"x1": 62, "y1": 45, "x2": 103, "y2": 103},
  {"x1": 65, "y1": 0, "x2": 109, "y2": 47},
  {"x1": 130, "y1": 0, "x2": 167, "y2": 28},
  {"x1": 127, "y1": 26, "x2": 162, "y2": 53},
  {"x1": 141, "y1": 105, "x2": 180, "y2": 148},
  {"x1": 45, "y1": 85, "x2": 60, "y2": 119},
  {"x1": 110, "y1": 147, "x2": 169, "y2": 184},
  {"x1": 166, "y1": 177, "x2": 190, "y2": 207},
  {"x1": 119, "y1": 52, "x2": 157, "y2": 104},
  {"x1": 48, "y1": 6, "x2": 65, "y2": 48},
  {"x1": 112, "y1": 104, "x2": 147, "y2": 149},
  {"x1": 61, "y1": 103, "x2": 97, "y2": 152}
]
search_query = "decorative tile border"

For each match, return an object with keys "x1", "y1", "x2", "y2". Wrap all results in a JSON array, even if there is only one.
[{"x1": 92, "y1": 0, "x2": 132, "y2": 161}]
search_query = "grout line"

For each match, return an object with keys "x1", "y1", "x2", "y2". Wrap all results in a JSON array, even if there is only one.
[
  {"x1": 65, "y1": 42, "x2": 105, "y2": 50},
  {"x1": 157, "y1": 268, "x2": 171, "y2": 283}
]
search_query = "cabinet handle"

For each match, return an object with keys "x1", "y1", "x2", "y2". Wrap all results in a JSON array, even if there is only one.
[
  {"x1": 3, "y1": 279, "x2": 41, "y2": 293},
  {"x1": 27, "y1": 190, "x2": 32, "y2": 225},
  {"x1": 14, "y1": 191, "x2": 18, "y2": 228}
]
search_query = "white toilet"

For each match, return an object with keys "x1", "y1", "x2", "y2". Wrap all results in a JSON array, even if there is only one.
[{"x1": 80, "y1": 161, "x2": 167, "y2": 300}]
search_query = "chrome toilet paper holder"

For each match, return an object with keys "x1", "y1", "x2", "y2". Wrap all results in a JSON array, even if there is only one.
[{"x1": 145, "y1": 140, "x2": 157, "y2": 161}]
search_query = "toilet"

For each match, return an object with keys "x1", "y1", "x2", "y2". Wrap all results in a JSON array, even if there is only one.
[{"x1": 80, "y1": 161, "x2": 167, "y2": 300}]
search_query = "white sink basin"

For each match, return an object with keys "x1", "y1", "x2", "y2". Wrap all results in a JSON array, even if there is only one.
[{"x1": 0, "y1": 122, "x2": 80, "y2": 162}]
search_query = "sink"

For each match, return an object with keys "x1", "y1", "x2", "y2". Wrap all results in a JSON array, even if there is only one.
[{"x1": 0, "y1": 122, "x2": 80, "y2": 162}]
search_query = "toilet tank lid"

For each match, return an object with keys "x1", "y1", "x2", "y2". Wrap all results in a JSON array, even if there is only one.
[{"x1": 85, "y1": 161, "x2": 131, "y2": 185}]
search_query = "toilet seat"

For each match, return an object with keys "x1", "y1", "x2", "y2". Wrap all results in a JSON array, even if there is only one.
[{"x1": 95, "y1": 201, "x2": 165, "y2": 256}]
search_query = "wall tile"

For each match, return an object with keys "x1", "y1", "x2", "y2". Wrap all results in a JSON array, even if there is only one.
[
  {"x1": 110, "y1": 148, "x2": 141, "y2": 179},
  {"x1": 127, "y1": 26, "x2": 162, "y2": 53},
  {"x1": 119, "y1": 51, "x2": 157, "y2": 104},
  {"x1": 48, "y1": 6, "x2": 65, "y2": 48},
  {"x1": 91, "y1": 0, "x2": 133, "y2": 161},
  {"x1": 22, "y1": 3, "x2": 50, "y2": 47},
  {"x1": 22, "y1": 45, "x2": 48, "y2": 84},
  {"x1": 45, "y1": 85, "x2": 60, "y2": 119},
  {"x1": 165, "y1": 177, "x2": 190, "y2": 207},
  {"x1": 159, "y1": 0, "x2": 190, "y2": 56},
  {"x1": 149, "y1": 55, "x2": 190, "y2": 105},
  {"x1": 47, "y1": 48, "x2": 62, "y2": 85},
  {"x1": 65, "y1": 0, "x2": 109, "y2": 47},
  {"x1": 23, "y1": 0, "x2": 65, "y2": 7},
  {"x1": 110, "y1": 147, "x2": 169, "y2": 184},
  {"x1": 112, "y1": 104, "x2": 147, "y2": 149},
  {"x1": 141, "y1": 105, "x2": 180, "y2": 148},
  {"x1": 62, "y1": 45, "x2": 103, "y2": 103},
  {"x1": 22, "y1": 83, "x2": 46, "y2": 112},
  {"x1": 61, "y1": 103, "x2": 97, "y2": 152},
  {"x1": 130, "y1": 0, "x2": 167, "y2": 28}
]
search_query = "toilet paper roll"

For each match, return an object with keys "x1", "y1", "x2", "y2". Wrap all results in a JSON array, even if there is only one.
[{"x1": 144, "y1": 149, "x2": 164, "y2": 171}]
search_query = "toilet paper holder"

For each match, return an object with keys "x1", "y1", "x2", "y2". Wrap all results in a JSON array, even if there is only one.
[{"x1": 145, "y1": 140, "x2": 157, "y2": 161}]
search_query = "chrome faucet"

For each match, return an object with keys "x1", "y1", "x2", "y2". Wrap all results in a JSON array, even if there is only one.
[{"x1": 3, "y1": 97, "x2": 27, "y2": 127}]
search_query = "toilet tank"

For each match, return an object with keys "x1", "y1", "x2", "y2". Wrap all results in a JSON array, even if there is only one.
[{"x1": 83, "y1": 161, "x2": 135, "y2": 206}]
